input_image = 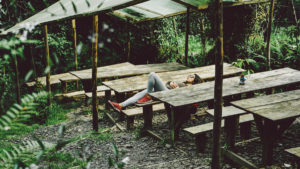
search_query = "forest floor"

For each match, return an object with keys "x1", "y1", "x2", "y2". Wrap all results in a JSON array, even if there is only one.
[{"x1": 8, "y1": 100, "x2": 300, "y2": 169}]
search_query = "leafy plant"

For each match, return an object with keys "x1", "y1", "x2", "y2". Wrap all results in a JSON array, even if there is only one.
[{"x1": 108, "y1": 143, "x2": 129, "y2": 169}]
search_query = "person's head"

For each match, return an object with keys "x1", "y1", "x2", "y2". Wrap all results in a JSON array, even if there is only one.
[{"x1": 186, "y1": 74, "x2": 203, "y2": 84}]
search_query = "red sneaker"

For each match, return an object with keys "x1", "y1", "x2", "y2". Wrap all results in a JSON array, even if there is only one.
[
  {"x1": 137, "y1": 95, "x2": 152, "y2": 104},
  {"x1": 108, "y1": 100, "x2": 122, "y2": 112}
]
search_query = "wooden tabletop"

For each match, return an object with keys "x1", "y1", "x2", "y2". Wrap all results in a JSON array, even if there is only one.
[
  {"x1": 26, "y1": 72, "x2": 77, "y2": 87},
  {"x1": 70, "y1": 62, "x2": 187, "y2": 80},
  {"x1": 231, "y1": 89, "x2": 300, "y2": 121},
  {"x1": 103, "y1": 63, "x2": 245, "y2": 93},
  {"x1": 150, "y1": 68, "x2": 300, "y2": 107}
]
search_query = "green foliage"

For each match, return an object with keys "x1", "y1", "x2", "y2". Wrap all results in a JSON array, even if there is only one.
[
  {"x1": 108, "y1": 143, "x2": 128, "y2": 169},
  {"x1": 0, "y1": 91, "x2": 48, "y2": 130}
]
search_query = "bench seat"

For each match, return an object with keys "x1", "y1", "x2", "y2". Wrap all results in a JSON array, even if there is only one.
[
  {"x1": 122, "y1": 103, "x2": 165, "y2": 130},
  {"x1": 285, "y1": 147, "x2": 300, "y2": 168},
  {"x1": 183, "y1": 114, "x2": 254, "y2": 152}
]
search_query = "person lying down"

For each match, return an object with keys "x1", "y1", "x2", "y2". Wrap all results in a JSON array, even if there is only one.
[{"x1": 108, "y1": 72, "x2": 203, "y2": 112}]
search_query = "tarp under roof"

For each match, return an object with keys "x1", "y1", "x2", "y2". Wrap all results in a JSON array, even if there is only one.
[
  {"x1": 1, "y1": 0, "x2": 148, "y2": 35},
  {"x1": 112, "y1": 0, "x2": 270, "y2": 22}
]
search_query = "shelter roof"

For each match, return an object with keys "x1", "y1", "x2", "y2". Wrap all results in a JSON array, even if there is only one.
[
  {"x1": 112, "y1": 0, "x2": 270, "y2": 23},
  {"x1": 1, "y1": 0, "x2": 147, "y2": 35},
  {"x1": 1, "y1": 0, "x2": 270, "y2": 35}
]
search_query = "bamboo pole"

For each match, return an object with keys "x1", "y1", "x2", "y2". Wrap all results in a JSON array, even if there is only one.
[
  {"x1": 172, "y1": 18, "x2": 180, "y2": 57},
  {"x1": 29, "y1": 46, "x2": 37, "y2": 82},
  {"x1": 266, "y1": 0, "x2": 275, "y2": 70},
  {"x1": 126, "y1": 19, "x2": 131, "y2": 61},
  {"x1": 13, "y1": 50, "x2": 21, "y2": 104},
  {"x1": 184, "y1": 7, "x2": 190, "y2": 66},
  {"x1": 92, "y1": 15, "x2": 99, "y2": 131},
  {"x1": 72, "y1": 19, "x2": 79, "y2": 89},
  {"x1": 211, "y1": 0, "x2": 224, "y2": 168},
  {"x1": 290, "y1": 0, "x2": 298, "y2": 25},
  {"x1": 44, "y1": 24, "x2": 51, "y2": 106}
]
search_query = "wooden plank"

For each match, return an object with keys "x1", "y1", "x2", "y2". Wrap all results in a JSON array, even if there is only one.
[
  {"x1": 231, "y1": 89, "x2": 300, "y2": 110},
  {"x1": 222, "y1": 148, "x2": 258, "y2": 169},
  {"x1": 103, "y1": 63, "x2": 244, "y2": 93},
  {"x1": 26, "y1": 73, "x2": 76, "y2": 87},
  {"x1": 206, "y1": 106, "x2": 247, "y2": 118},
  {"x1": 123, "y1": 103, "x2": 165, "y2": 116},
  {"x1": 71, "y1": 62, "x2": 187, "y2": 80},
  {"x1": 150, "y1": 68, "x2": 300, "y2": 107},
  {"x1": 245, "y1": 98, "x2": 300, "y2": 121},
  {"x1": 183, "y1": 114, "x2": 253, "y2": 135},
  {"x1": 286, "y1": 147, "x2": 300, "y2": 157}
]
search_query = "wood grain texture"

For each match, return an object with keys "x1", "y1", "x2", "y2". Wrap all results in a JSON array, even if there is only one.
[
  {"x1": 206, "y1": 106, "x2": 247, "y2": 118},
  {"x1": 71, "y1": 62, "x2": 186, "y2": 80},
  {"x1": 26, "y1": 73, "x2": 76, "y2": 87},
  {"x1": 285, "y1": 147, "x2": 300, "y2": 157},
  {"x1": 232, "y1": 89, "x2": 300, "y2": 121},
  {"x1": 150, "y1": 68, "x2": 300, "y2": 107},
  {"x1": 103, "y1": 63, "x2": 244, "y2": 93}
]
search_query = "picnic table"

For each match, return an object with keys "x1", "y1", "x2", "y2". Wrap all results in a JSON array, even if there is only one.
[
  {"x1": 149, "y1": 67, "x2": 300, "y2": 143},
  {"x1": 70, "y1": 62, "x2": 187, "y2": 92},
  {"x1": 231, "y1": 89, "x2": 300, "y2": 166},
  {"x1": 103, "y1": 63, "x2": 244, "y2": 94},
  {"x1": 25, "y1": 72, "x2": 78, "y2": 88}
]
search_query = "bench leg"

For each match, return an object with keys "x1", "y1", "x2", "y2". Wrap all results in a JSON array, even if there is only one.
[
  {"x1": 195, "y1": 133, "x2": 207, "y2": 152},
  {"x1": 240, "y1": 122, "x2": 251, "y2": 140},
  {"x1": 224, "y1": 116, "x2": 239, "y2": 149},
  {"x1": 105, "y1": 90, "x2": 111, "y2": 109},
  {"x1": 143, "y1": 105, "x2": 153, "y2": 129},
  {"x1": 126, "y1": 116, "x2": 135, "y2": 130},
  {"x1": 208, "y1": 100, "x2": 214, "y2": 109}
]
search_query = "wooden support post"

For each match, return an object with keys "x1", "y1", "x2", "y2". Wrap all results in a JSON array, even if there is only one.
[
  {"x1": 224, "y1": 116, "x2": 239, "y2": 149},
  {"x1": 115, "y1": 92, "x2": 125, "y2": 121},
  {"x1": 143, "y1": 105, "x2": 153, "y2": 129},
  {"x1": 184, "y1": 7, "x2": 190, "y2": 66},
  {"x1": 44, "y1": 25, "x2": 51, "y2": 106},
  {"x1": 266, "y1": 0, "x2": 275, "y2": 70},
  {"x1": 105, "y1": 90, "x2": 111, "y2": 109},
  {"x1": 240, "y1": 122, "x2": 252, "y2": 140},
  {"x1": 61, "y1": 81, "x2": 68, "y2": 93},
  {"x1": 72, "y1": 19, "x2": 79, "y2": 89},
  {"x1": 29, "y1": 46, "x2": 37, "y2": 83},
  {"x1": 92, "y1": 15, "x2": 99, "y2": 131},
  {"x1": 212, "y1": 0, "x2": 224, "y2": 168},
  {"x1": 13, "y1": 52, "x2": 21, "y2": 104},
  {"x1": 170, "y1": 106, "x2": 175, "y2": 145},
  {"x1": 126, "y1": 116, "x2": 135, "y2": 130},
  {"x1": 262, "y1": 119, "x2": 276, "y2": 166},
  {"x1": 196, "y1": 133, "x2": 207, "y2": 152},
  {"x1": 126, "y1": 19, "x2": 131, "y2": 62}
]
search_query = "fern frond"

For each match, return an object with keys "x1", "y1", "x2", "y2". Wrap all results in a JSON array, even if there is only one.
[{"x1": 0, "y1": 91, "x2": 48, "y2": 130}]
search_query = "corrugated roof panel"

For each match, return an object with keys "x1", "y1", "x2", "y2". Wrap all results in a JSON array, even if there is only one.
[{"x1": 1, "y1": 0, "x2": 148, "y2": 35}]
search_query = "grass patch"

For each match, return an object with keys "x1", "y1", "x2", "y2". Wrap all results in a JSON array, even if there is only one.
[{"x1": 44, "y1": 152, "x2": 87, "y2": 169}]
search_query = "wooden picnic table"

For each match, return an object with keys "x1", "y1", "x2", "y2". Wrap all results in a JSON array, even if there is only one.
[
  {"x1": 70, "y1": 62, "x2": 187, "y2": 92},
  {"x1": 25, "y1": 72, "x2": 78, "y2": 88},
  {"x1": 149, "y1": 67, "x2": 300, "y2": 143},
  {"x1": 231, "y1": 89, "x2": 300, "y2": 166},
  {"x1": 103, "y1": 63, "x2": 244, "y2": 94}
]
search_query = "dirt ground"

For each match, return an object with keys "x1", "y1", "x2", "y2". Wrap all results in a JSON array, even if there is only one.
[{"x1": 11, "y1": 102, "x2": 300, "y2": 169}]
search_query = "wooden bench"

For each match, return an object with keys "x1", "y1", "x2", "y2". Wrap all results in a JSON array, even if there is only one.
[
  {"x1": 285, "y1": 147, "x2": 300, "y2": 169},
  {"x1": 26, "y1": 73, "x2": 78, "y2": 88},
  {"x1": 122, "y1": 103, "x2": 165, "y2": 130},
  {"x1": 183, "y1": 113, "x2": 254, "y2": 152},
  {"x1": 85, "y1": 85, "x2": 115, "y2": 107}
]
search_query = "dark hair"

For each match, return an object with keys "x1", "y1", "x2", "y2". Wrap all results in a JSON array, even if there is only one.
[
  {"x1": 193, "y1": 74, "x2": 204, "y2": 84},
  {"x1": 165, "y1": 81, "x2": 172, "y2": 89}
]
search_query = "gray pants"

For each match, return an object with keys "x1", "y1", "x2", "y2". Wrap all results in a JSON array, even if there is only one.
[{"x1": 120, "y1": 72, "x2": 168, "y2": 107}]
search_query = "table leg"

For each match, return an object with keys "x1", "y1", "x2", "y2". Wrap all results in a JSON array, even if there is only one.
[
  {"x1": 115, "y1": 92, "x2": 125, "y2": 121},
  {"x1": 81, "y1": 80, "x2": 93, "y2": 92},
  {"x1": 262, "y1": 119, "x2": 277, "y2": 166},
  {"x1": 224, "y1": 116, "x2": 239, "y2": 149},
  {"x1": 277, "y1": 118, "x2": 295, "y2": 138},
  {"x1": 62, "y1": 81, "x2": 68, "y2": 93},
  {"x1": 143, "y1": 105, "x2": 153, "y2": 129},
  {"x1": 105, "y1": 90, "x2": 111, "y2": 109},
  {"x1": 170, "y1": 106, "x2": 175, "y2": 145},
  {"x1": 253, "y1": 114, "x2": 264, "y2": 140}
]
